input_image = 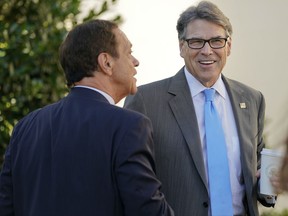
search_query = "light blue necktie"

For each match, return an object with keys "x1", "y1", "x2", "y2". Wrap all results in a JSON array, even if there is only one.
[{"x1": 204, "y1": 88, "x2": 233, "y2": 216}]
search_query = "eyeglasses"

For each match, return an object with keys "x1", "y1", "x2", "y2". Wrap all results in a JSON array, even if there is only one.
[{"x1": 185, "y1": 37, "x2": 229, "y2": 49}]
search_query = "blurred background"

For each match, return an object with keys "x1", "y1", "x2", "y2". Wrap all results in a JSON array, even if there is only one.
[{"x1": 1, "y1": 0, "x2": 287, "y2": 214}]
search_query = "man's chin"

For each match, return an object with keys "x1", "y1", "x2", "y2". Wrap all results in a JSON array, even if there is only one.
[{"x1": 130, "y1": 86, "x2": 138, "y2": 95}]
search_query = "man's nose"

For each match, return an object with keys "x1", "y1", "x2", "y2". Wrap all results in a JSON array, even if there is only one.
[{"x1": 200, "y1": 41, "x2": 213, "y2": 55}]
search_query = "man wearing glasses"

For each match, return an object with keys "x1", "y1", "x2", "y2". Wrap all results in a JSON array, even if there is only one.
[{"x1": 125, "y1": 1, "x2": 277, "y2": 215}]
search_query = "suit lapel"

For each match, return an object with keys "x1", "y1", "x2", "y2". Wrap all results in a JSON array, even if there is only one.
[
  {"x1": 168, "y1": 69, "x2": 208, "y2": 190},
  {"x1": 223, "y1": 77, "x2": 254, "y2": 194}
]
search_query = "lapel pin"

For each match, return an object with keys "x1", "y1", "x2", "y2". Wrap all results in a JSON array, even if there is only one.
[{"x1": 239, "y1": 103, "x2": 246, "y2": 109}]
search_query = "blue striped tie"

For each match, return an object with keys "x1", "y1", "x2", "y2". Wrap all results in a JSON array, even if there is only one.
[{"x1": 204, "y1": 88, "x2": 233, "y2": 216}]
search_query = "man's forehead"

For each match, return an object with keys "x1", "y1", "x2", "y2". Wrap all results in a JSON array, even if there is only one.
[{"x1": 116, "y1": 28, "x2": 132, "y2": 48}]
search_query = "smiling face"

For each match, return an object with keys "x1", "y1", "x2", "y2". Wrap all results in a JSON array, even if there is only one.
[{"x1": 179, "y1": 19, "x2": 232, "y2": 87}]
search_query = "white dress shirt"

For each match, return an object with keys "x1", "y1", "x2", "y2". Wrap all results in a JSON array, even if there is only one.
[{"x1": 184, "y1": 68, "x2": 245, "y2": 215}]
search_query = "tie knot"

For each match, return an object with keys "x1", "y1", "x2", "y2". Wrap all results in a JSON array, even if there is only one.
[{"x1": 204, "y1": 88, "x2": 215, "y2": 102}]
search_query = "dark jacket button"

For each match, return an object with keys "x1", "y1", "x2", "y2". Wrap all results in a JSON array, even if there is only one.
[{"x1": 203, "y1": 202, "x2": 209, "y2": 208}]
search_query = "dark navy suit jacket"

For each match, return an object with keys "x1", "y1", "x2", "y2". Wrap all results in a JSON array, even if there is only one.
[{"x1": 0, "y1": 87, "x2": 173, "y2": 216}]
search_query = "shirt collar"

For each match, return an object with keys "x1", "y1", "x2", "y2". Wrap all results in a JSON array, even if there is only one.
[
  {"x1": 184, "y1": 67, "x2": 226, "y2": 99},
  {"x1": 74, "y1": 85, "x2": 115, "y2": 105}
]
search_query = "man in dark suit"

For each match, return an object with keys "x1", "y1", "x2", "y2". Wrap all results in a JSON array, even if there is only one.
[
  {"x1": 124, "y1": 1, "x2": 276, "y2": 215},
  {"x1": 0, "y1": 19, "x2": 174, "y2": 216}
]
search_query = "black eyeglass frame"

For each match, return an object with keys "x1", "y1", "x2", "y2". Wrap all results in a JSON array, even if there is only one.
[{"x1": 184, "y1": 37, "x2": 229, "y2": 49}]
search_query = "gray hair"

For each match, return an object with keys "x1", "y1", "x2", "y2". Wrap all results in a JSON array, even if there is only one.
[{"x1": 176, "y1": 1, "x2": 233, "y2": 40}]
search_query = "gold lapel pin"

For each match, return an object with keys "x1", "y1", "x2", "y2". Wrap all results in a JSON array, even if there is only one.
[{"x1": 239, "y1": 103, "x2": 246, "y2": 109}]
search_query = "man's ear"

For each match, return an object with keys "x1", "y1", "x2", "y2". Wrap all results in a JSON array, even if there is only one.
[
  {"x1": 97, "y1": 53, "x2": 113, "y2": 76},
  {"x1": 179, "y1": 40, "x2": 185, "y2": 58},
  {"x1": 227, "y1": 37, "x2": 232, "y2": 56}
]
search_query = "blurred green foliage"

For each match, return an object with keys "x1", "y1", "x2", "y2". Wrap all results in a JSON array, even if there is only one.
[
  {"x1": 261, "y1": 209, "x2": 288, "y2": 216},
  {"x1": 0, "y1": 0, "x2": 121, "y2": 168}
]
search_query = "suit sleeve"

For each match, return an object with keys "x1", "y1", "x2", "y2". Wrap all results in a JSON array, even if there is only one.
[
  {"x1": 114, "y1": 115, "x2": 174, "y2": 216},
  {"x1": 256, "y1": 91, "x2": 265, "y2": 170},
  {"x1": 0, "y1": 111, "x2": 39, "y2": 215},
  {"x1": 0, "y1": 144, "x2": 14, "y2": 216},
  {"x1": 256, "y1": 92, "x2": 276, "y2": 207}
]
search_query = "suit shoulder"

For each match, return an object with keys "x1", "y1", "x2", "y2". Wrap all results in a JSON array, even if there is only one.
[
  {"x1": 225, "y1": 77, "x2": 263, "y2": 96},
  {"x1": 138, "y1": 76, "x2": 173, "y2": 91},
  {"x1": 131, "y1": 77, "x2": 175, "y2": 101},
  {"x1": 10, "y1": 108, "x2": 42, "y2": 140}
]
